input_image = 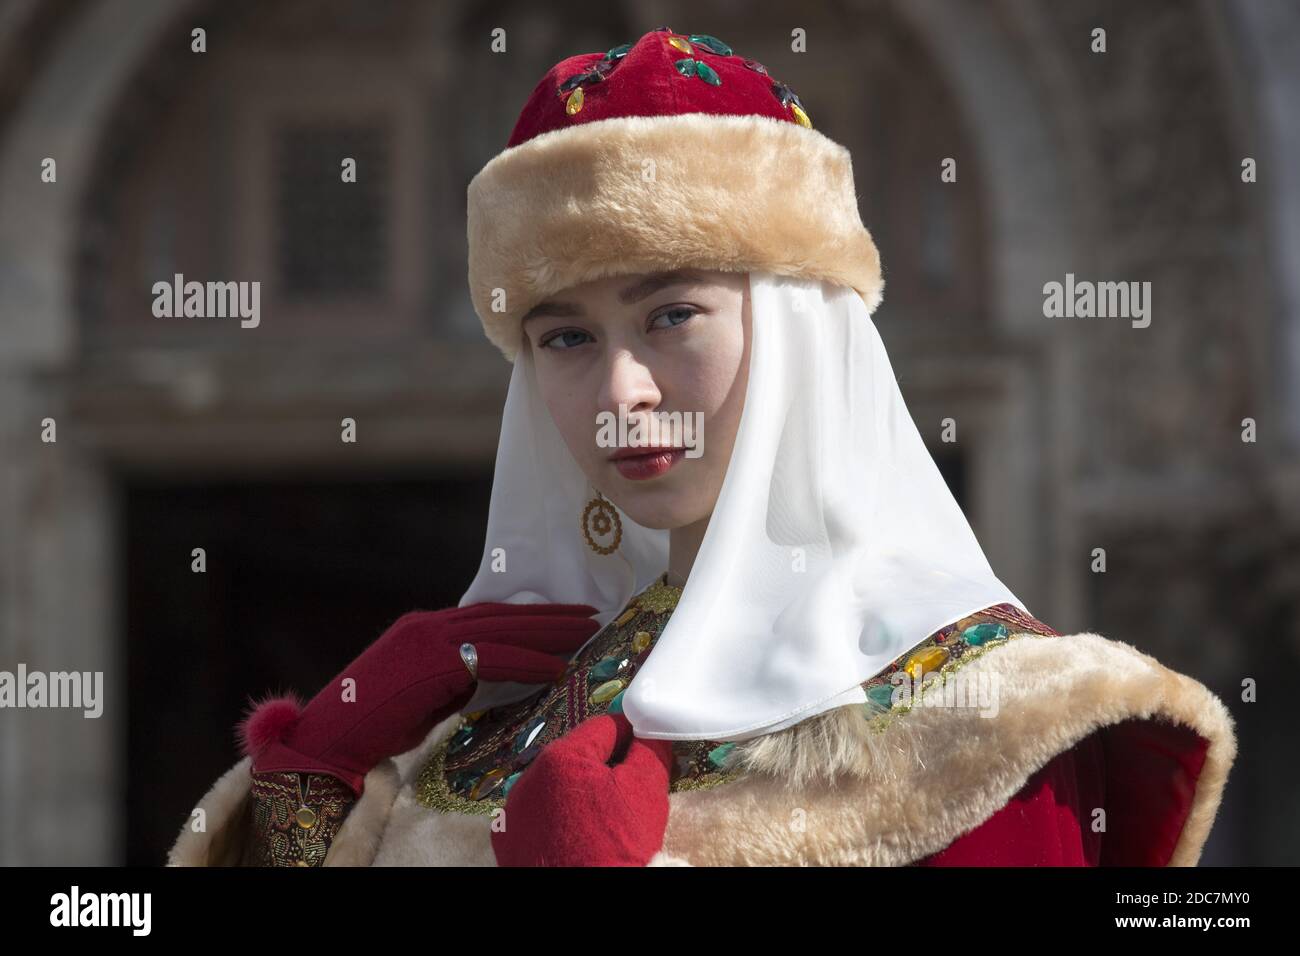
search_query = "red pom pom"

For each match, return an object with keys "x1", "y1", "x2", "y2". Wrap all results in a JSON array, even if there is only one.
[{"x1": 236, "y1": 692, "x2": 304, "y2": 757}]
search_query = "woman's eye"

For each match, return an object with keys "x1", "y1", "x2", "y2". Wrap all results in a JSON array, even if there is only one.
[
  {"x1": 539, "y1": 329, "x2": 593, "y2": 350},
  {"x1": 648, "y1": 305, "x2": 698, "y2": 331}
]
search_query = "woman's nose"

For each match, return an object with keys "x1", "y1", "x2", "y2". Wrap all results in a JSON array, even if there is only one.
[{"x1": 598, "y1": 348, "x2": 661, "y2": 418}]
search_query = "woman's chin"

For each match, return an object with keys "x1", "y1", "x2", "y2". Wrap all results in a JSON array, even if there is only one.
[{"x1": 607, "y1": 487, "x2": 704, "y2": 532}]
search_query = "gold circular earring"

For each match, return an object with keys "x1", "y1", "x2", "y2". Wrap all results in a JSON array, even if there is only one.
[{"x1": 581, "y1": 489, "x2": 622, "y2": 555}]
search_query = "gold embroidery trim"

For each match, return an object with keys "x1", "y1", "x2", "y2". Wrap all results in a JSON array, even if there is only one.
[
  {"x1": 634, "y1": 579, "x2": 683, "y2": 614},
  {"x1": 863, "y1": 629, "x2": 1056, "y2": 735},
  {"x1": 243, "y1": 770, "x2": 356, "y2": 866},
  {"x1": 415, "y1": 714, "x2": 743, "y2": 815},
  {"x1": 415, "y1": 572, "x2": 743, "y2": 815},
  {"x1": 414, "y1": 579, "x2": 1057, "y2": 813}
]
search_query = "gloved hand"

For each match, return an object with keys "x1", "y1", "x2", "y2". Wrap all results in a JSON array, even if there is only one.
[
  {"x1": 491, "y1": 711, "x2": 676, "y2": 867},
  {"x1": 237, "y1": 602, "x2": 601, "y2": 796}
]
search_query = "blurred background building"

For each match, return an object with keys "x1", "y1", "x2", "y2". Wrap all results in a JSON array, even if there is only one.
[{"x1": 1, "y1": 0, "x2": 1296, "y2": 865}]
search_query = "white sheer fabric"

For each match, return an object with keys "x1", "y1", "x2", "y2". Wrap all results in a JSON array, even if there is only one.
[{"x1": 460, "y1": 271, "x2": 1027, "y2": 741}]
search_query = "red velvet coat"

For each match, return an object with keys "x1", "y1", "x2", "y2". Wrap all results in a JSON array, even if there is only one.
[
  {"x1": 169, "y1": 596, "x2": 1233, "y2": 867},
  {"x1": 915, "y1": 719, "x2": 1212, "y2": 866}
]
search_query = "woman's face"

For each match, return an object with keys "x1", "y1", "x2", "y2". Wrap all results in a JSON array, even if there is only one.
[{"x1": 521, "y1": 268, "x2": 751, "y2": 531}]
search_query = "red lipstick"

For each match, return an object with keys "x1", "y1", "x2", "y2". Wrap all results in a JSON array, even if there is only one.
[{"x1": 609, "y1": 446, "x2": 686, "y2": 481}]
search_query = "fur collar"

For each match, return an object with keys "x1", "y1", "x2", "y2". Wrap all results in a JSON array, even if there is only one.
[
  {"x1": 655, "y1": 629, "x2": 1236, "y2": 865},
  {"x1": 170, "y1": 629, "x2": 1236, "y2": 867}
]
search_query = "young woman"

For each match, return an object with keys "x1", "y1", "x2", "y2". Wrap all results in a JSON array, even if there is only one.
[{"x1": 169, "y1": 28, "x2": 1235, "y2": 867}]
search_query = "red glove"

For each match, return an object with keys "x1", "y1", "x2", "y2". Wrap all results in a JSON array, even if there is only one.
[
  {"x1": 237, "y1": 602, "x2": 601, "y2": 796},
  {"x1": 491, "y1": 711, "x2": 676, "y2": 867}
]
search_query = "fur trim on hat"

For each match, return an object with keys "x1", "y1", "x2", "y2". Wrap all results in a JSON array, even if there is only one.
[{"x1": 467, "y1": 112, "x2": 884, "y2": 362}]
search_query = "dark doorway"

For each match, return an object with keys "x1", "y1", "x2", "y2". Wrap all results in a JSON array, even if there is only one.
[{"x1": 120, "y1": 474, "x2": 491, "y2": 866}]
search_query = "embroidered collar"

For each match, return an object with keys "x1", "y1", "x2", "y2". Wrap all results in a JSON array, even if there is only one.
[{"x1": 415, "y1": 574, "x2": 1060, "y2": 815}]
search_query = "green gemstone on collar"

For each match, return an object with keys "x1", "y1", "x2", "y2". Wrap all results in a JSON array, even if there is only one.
[
  {"x1": 501, "y1": 771, "x2": 522, "y2": 797},
  {"x1": 673, "y1": 57, "x2": 697, "y2": 78},
  {"x1": 961, "y1": 621, "x2": 1010, "y2": 646},
  {"x1": 589, "y1": 655, "x2": 631, "y2": 682},
  {"x1": 604, "y1": 42, "x2": 632, "y2": 60},
  {"x1": 707, "y1": 742, "x2": 736, "y2": 769},
  {"x1": 866, "y1": 683, "x2": 896, "y2": 712},
  {"x1": 607, "y1": 689, "x2": 625, "y2": 714},
  {"x1": 448, "y1": 724, "x2": 474, "y2": 753}
]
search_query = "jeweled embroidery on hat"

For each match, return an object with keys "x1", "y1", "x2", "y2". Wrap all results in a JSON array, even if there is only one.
[
  {"x1": 550, "y1": 30, "x2": 814, "y2": 128},
  {"x1": 673, "y1": 56, "x2": 722, "y2": 85},
  {"x1": 771, "y1": 79, "x2": 812, "y2": 127},
  {"x1": 555, "y1": 39, "x2": 636, "y2": 116},
  {"x1": 689, "y1": 34, "x2": 733, "y2": 56}
]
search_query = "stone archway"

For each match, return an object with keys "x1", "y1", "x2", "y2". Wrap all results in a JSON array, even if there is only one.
[
  {"x1": 889, "y1": 0, "x2": 1086, "y2": 623},
  {"x1": 0, "y1": 0, "x2": 207, "y2": 865}
]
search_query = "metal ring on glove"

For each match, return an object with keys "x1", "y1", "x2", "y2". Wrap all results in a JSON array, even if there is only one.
[{"x1": 459, "y1": 642, "x2": 478, "y2": 680}]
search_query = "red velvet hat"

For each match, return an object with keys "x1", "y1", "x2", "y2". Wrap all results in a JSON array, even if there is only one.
[{"x1": 467, "y1": 27, "x2": 884, "y2": 361}]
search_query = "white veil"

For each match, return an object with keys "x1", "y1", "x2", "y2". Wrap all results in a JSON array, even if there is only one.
[{"x1": 459, "y1": 271, "x2": 1027, "y2": 741}]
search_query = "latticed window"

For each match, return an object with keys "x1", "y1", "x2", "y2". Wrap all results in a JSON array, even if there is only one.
[{"x1": 275, "y1": 122, "x2": 391, "y2": 297}]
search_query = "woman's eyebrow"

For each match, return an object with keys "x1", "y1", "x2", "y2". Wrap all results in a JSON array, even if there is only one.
[
  {"x1": 522, "y1": 269, "x2": 709, "y2": 325},
  {"x1": 522, "y1": 300, "x2": 581, "y2": 324},
  {"x1": 616, "y1": 269, "x2": 708, "y2": 304}
]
